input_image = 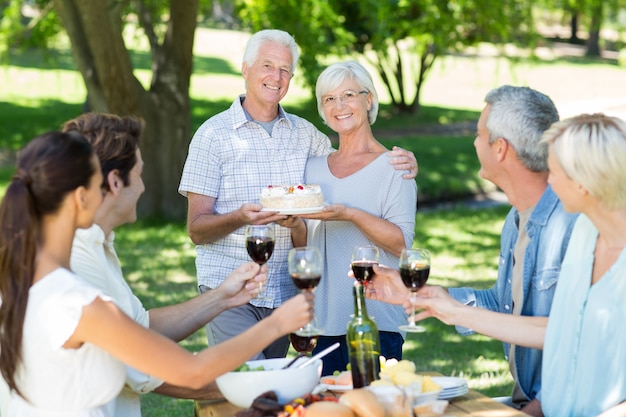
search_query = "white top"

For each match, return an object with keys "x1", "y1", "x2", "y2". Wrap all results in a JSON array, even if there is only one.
[
  {"x1": 542, "y1": 215, "x2": 626, "y2": 416},
  {"x1": 0, "y1": 373, "x2": 7, "y2": 416},
  {"x1": 7, "y1": 268, "x2": 125, "y2": 417},
  {"x1": 305, "y1": 153, "x2": 417, "y2": 335},
  {"x1": 71, "y1": 225, "x2": 163, "y2": 417}
]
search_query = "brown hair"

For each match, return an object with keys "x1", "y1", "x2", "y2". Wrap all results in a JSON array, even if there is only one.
[
  {"x1": 0, "y1": 131, "x2": 95, "y2": 397},
  {"x1": 62, "y1": 113, "x2": 144, "y2": 191}
]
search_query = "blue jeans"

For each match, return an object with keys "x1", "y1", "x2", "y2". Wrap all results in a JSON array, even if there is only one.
[{"x1": 313, "y1": 332, "x2": 404, "y2": 376}]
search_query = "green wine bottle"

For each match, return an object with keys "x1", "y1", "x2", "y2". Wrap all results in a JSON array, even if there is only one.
[{"x1": 346, "y1": 282, "x2": 381, "y2": 388}]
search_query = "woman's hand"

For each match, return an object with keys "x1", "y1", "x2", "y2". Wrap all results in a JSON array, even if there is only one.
[
  {"x1": 299, "y1": 204, "x2": 348, "y2": 221},
  {"x1": 411, "y1": 285, "x2": 464, "y2": 326},
  {"x1": 272, "y1": 292, "x2": 315, "y2": 335}
]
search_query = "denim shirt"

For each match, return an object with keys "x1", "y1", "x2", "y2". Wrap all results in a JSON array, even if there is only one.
[{"x1": 448, "y1": 185, "x2": 578, "y2": 402}]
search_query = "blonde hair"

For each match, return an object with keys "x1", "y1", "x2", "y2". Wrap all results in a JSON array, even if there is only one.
[{"x1": 542, "y1": 113, "x2": 626, "y2": 209}]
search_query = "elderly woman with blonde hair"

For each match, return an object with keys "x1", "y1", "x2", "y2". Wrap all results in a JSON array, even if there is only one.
[
  {"x1": 294, "y1": 60, "x2": 418, "y2": 375},
  {"x1": 537, "y1": 113, "x2": 626, "y2": 417}
]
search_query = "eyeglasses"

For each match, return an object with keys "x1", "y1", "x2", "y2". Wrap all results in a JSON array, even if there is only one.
[{"x1": 322, "y1": 90, "x2": 369, "y2": 106}]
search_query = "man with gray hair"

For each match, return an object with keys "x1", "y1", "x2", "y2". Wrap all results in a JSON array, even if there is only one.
[
  {"x1": 178, "y1": 29, "x2": 417, "y2": 360},
  {"x1": 447, "y1": 85, "x2": 578, "y2": 415},
  {"x1": 363, "y1": 85, "x2": 578, "y2": 416}
]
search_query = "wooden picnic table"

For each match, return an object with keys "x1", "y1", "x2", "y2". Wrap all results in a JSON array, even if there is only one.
[{"x1": 195, "y1": 387, "x2": 530, "y2": 417}]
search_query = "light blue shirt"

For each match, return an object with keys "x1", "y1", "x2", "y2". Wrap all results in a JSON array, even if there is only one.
[
  {"x1": 542, "y1": 215, "x2": 626, "y2": 417},
  {"x1": 449, "y1": 186, "x2": 578, "y2": 402},
  {"x1": 305, "y1": 153, "x2": 417, "y2": 336}
]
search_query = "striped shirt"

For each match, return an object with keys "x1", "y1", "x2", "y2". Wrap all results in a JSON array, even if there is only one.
[{"x1": 178, "y1": 96, "x2": 333, "y2": 307}]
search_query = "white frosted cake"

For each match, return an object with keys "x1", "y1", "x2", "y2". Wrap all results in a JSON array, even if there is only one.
[{"x1": 260, "y1": 184, "x2": 324, "y2": 209}]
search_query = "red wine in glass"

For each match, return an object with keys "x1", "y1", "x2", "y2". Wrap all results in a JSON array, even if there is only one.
[
  {"x1": 244, "y1": 225, "x2": 275, "y2": 300},
  {"x1": 351, "y1": 246, "x2": 379, "y2": 286},
  {"x1": 399, "y1": 265, "x2": 430, "y2": 290},
  {"x1": 290, "y1": 273, "x2": 321, "y2": 291},
  {"x1": 288, "y1": 246, "x2": 323, "y2": 335},
  {"x1": 398, "y1": 248, "x2": 431, "y2": 333},
  {"x1": 351, "y1": 260, "x2": 378, "y2": 284},
  {"x1": 289, "y1": 332, "x2": 319, "y2": 354},
  {"x1": 246, "y1": 237, "x2": 275, "y2": 264}
]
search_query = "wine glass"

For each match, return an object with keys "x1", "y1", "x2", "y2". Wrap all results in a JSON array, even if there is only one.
[
  {"x1": 288, "y1": 329, "x2": 319, "y2": 355},
  {"x1": 288, "y1": 246, "x2": 323, "y2": 335},
  {"x1": 398, "y1": 248, "x2": 431, "y2": 332},
  {"x1": 351, "y1": 245, "x2": 380, "y2": 286},
  {"x1": 245, "y1": 225, "x2": 275, "y2": 300}
]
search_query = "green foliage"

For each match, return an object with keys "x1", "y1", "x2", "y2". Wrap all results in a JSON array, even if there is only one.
[
  {"x1": 380, "y1": 135, "x2": 494, "y2": 203},
  {"x1": 236, "y1": 0, "x2": 536, "y2": 114},
  {"x1": 0, "y1": 99, "x2": 84, "y2": 151},
  {"x1": 235, "y1": 0, "x2": 355, "y2": 91},
  {"x1": 0, "y1": 0, "x2": 62, "y2": 59}
]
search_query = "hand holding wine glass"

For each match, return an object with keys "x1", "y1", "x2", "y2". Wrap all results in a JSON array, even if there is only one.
[
  {"x1": 351, "y1": 245, "x2": 379, "y2": 286},
  {"x1": 245, "y1": 225, "x2": 275, "y2": 300},
  {"x1": 288, "y1": 246, "x2": 323, "y2": 336},
  {"x1": 398, "y1": 248, "x2": 431, "y2": 333}
]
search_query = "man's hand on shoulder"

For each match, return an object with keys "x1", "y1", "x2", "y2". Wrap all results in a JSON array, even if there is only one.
[{"x1": 388, "y1": 146, "x2": 418, "y2": 179}]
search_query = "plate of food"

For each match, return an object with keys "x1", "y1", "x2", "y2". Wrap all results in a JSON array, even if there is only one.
[
  {"x1": 260, "y1": 206, "x2": 324, "y2": 215},
  {"x1": 317, "y1": 371, "x2": 353, "y2": 392}
]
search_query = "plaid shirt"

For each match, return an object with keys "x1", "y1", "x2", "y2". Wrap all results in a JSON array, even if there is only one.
[{"x1": 179, "y1": 96, "x2": 333, "y2": 307}]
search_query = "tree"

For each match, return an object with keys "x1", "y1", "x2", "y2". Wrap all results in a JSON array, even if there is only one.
[
  {"x1": 545, "y1": 0, "x2": 626, "y2": 56},
  {"x1": 2, "y1": 0, "x2": 200, "y2": 218},
  {"x1": 54, "y1": 0, "x2": 198, "y2": 218},
  {"x1": 237, "y1": 0, "x2": 534, "y2": 115},
  {"x1": 585, "y1": 0, "x2": 603, "y2": 56}
]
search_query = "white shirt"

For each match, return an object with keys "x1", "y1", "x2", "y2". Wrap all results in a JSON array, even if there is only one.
[
  {"x1": 7, "y1": 269, "x2": 124, "y2": 416},
  {"x1": 71, "y1": 225, "x2": 164, "y2": 417}
]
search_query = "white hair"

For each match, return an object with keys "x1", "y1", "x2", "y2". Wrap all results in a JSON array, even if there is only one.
[
  {"x1": 315, "y1": 60, "x2": 379, "y2": 125},
  {"x1": 543, "y1": 113, "x2": 626, "y2": 210},
  {"x1": 243, "y1": 29, "x2": 299, "y2": 74}
]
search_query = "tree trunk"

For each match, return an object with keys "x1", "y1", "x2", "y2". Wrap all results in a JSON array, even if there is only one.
[
  {"x1": 212, "y1": 0, "x2": 237, "y2": 26},
  {"x1": 53, "y1": 0, "x2": 198, "y2": 219},
  {"x1": 569, "y1": 11, "x2": 579, "y2": 43},
  {"x1": 586, "y1": 2, "x2": 603, "y2": 57}
]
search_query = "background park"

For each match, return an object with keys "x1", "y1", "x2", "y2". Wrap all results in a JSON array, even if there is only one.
[{"x1": 1, "y1": 1, "x2": 626, "y2": 415}]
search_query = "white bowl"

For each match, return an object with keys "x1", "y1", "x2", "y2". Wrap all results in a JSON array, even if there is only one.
[{"x1": 216, "y1": 357, "x2": 323, "y2": 408}]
